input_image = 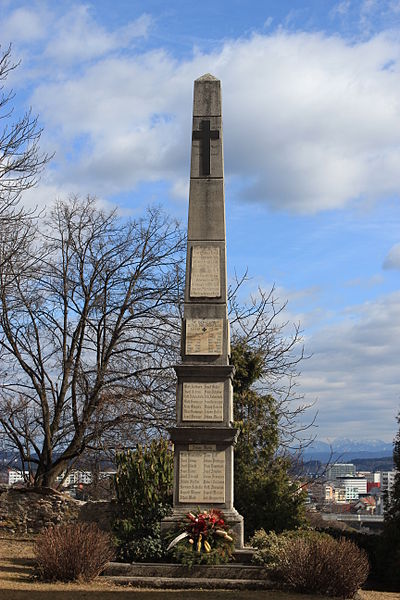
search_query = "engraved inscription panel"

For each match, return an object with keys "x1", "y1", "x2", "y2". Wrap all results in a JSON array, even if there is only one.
[
  {"x1": 185, "y1": 319, "x2": 223, "y2": 355},
  {"x1": 182, "y1": 382, "x2": 224, "y2": 422},
  {"x1": 190, "y1": 246, "x2": 220, "y2": 297},
  {"x1": 179, "y1": 450, "x2": 225, "y2": 503}
]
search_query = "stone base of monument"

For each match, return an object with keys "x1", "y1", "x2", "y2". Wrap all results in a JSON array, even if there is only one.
[{"x1": 101, "y1": 559, "x2": 276, "y2": 590}]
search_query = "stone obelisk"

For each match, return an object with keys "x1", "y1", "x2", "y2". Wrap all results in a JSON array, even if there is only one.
[{"x1": 163, "y1": 74, "x2": 244, "y2": 547}]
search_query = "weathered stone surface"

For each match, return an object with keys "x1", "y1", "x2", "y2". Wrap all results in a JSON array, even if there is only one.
[
  {"x1": 103, "y1": 575, "x2": 274, "y2": 590},
  {"x1": 164, "y1": 74, "x2": 244, "y2": 548},
  {"x1": 0, "y1": 487, "x2": 81, "y2": 534},
  {"x1": 187, "y1": 179, "x2": 225, "y2": 240},
  {"x1": 102, "y1": 553, "x2": 271, "y2": 591},
  {"x1": 185, "y1": 241, "x2": 226, "y2": 304},
  {"x1": 193, "y1": 74, "x2": 222, "y2": 117},
  {"x1": 182, "y1": 382, "x2": 224, "y2": 422},
  {"x1": 0, "y1": 487, "x2": 118, "y2": 534},
  {"x1": 190, "y1": 246, "x2": 221, "y2": 298},
  {"x1": 104, "y1": 561, "x2": 262, "y2": 578},
  {"x1": 102, "y1": 559, "x2": 275, "y2": 590},
  {"x1": 78, "y1": 499, "x2": 119, "y2": 531},
  {"x1": 179, "y1": 449, "x2": 225, "y2": 503},
  {"x1": 185, "y1": 318, "x2": 223, "y2": 355}
]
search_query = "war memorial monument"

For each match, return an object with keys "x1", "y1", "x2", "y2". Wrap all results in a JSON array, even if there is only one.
[{"x1": 162, "y1": 73, "x2": 244, "y2": 548}]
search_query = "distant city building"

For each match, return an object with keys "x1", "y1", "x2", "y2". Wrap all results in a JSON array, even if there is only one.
[
  {"x1": 353, "y1": 496, "x2": 376, "y2": 514},
  {"x1": 324, "y1": 482, "x2": 347, "y2": 503},
  {"x1": 8, "y1": 469, "x2": 29, "y2": 485},
  {"x1": 357, "y1": 471, "x2": 373, "y2": 482},
  {"x1": 379, "y1": 471, "x2": 396, "y2": 493},
  {"x1": 326, "y1": 463, "x2": 355, "y2": 480},
  {"x1": 367, "y1": 481, "x2": 380, "y2": 493},
  {"x1": 55, "y1": 469, "x2": 116, "y2": 488},
  {"x1": 56, "y1": 470, "x2": 93, "y2": 486},
  {"x1": 337, "y1": 476, "x2": 368, "y2": 500}
]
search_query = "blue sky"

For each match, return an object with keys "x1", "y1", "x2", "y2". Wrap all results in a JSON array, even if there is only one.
[{"x1": 1, "y1": 0, "x2": 400, "y2": 443}]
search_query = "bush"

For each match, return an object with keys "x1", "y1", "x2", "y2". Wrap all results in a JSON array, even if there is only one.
[
  {"x1": 317, "y1": 526, "x2": 381, "y2": 587},
  {"x1": 251, "y1": 529, "x2": 369, "y2": 598},
  {"x1": 115, "y1": 521, "x2": 167, "y2": 563},
  {"x1": 113, "y1": 439, "x2": 173, "y2": 562},
  {"x1": 281, "y1": 536, "x2": 369, "y2": 598},
  {"x1": 34, "y1": 522, "x2": 115, "y2": 582},
  {"x1": 251, "y1": 528, "x2": 332, "y2": 579}
]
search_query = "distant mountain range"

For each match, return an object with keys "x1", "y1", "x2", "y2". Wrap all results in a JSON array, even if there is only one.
[{"x1": 302, "y1": 438, "x2": 393, "y2": 462}]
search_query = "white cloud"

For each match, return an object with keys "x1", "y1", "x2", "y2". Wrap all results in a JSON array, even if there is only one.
[
  {"x1": 2, "y1": 4, "x2": 400, "y2": 216},
  {"x1": 20, "y1": 25, "x2": 400, "y2": 214},
  {"x1": 300, "y1": 291, "x2": 400, "y2": 440},
  {"x1": 228, "y1": 281, "x2": 399, "y2": 441},
  {"x1": 0, "y1": 6, "x2": 48, "y2": 44},
  {"x1": 44, "y1": 7, "x2": 151, "y2": 65},
  {"x1": 330, "y1": 1, "x2": 351, "y2": 18},
  {"x1": 383, "y1": 242, "x2": 400, "y2": 269},
  {"x1": 345, "y1": 274, "x2": 384, "y2": 287}
]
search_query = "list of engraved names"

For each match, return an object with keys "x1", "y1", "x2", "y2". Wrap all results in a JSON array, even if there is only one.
[
  {"x1": 179, "y1": 450, "x2": 225, "y2": 503},
  {"x1": 190, "y1": 246, "x2": 220, "y2": 297},
  {"x1": 182, "y1": 382, "x2": 224, "y2": 421},
  {"x1": 185, "y1": 319, "x2": 223, "y2": 355}
]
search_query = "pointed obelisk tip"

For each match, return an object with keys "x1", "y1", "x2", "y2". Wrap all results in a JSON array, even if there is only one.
[
  {"x1": 193, "y1": 74, "x2": 221, "y2": 116},
  {"x1": 195, "y1": 73, "x2": 219, "y2": 82}
]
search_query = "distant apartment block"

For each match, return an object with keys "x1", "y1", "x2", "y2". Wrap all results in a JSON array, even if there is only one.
[
  {"x1": 380, "y1": 471, "x2": 396, "y2": 493},
  {"x1": 56, "y1": 470, "x2": 93, "y2": 486},
  {"x1": 325, "y1": 477, "x2": 368, "y2": 502},
  {"x1": 338, "y1": 476, "x2": 368, "y2": 500},
  {"x1": 326, "y1": 463, "x2": 355, "y2": 480},
  {"x1": 324, "y1": 483, "x2": 346, "y2": 503},
  {"x1": 55, "y1": 469, "x2": 116, "y2": 487},
  {"x1": 8, "y1": 469, "x2": 29, "y2": 485}
]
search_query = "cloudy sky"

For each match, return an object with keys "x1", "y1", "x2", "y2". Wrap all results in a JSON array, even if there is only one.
[{"x1": 1, "y1": 0, "x2": 400, "y2": 444}]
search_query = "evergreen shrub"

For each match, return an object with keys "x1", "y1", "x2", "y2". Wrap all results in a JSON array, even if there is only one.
[
  {"x1": 34, "y1": 522, "x2": 114, "y2": 582},
  {"x1": 113, "y1": 438, "x2": 173, "y2": 562}
]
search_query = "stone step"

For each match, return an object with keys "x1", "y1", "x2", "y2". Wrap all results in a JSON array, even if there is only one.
[
  {"x1": 104, "y1": 561, "x2": 267, "y2": 580},
  {"x1": 103, "y1": 575, "x2": 275, "y2": 590},
  {"x1": 233, "y1": 548, "x2": 255, "y2": 564}
]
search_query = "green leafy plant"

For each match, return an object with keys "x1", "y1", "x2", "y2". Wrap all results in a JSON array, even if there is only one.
[
  {"x1": 232, "y1": 341, "x2": 307, "y2": 539},
  {"x1": 168, "y1": 509, "x2": 235, "y2": 566},
  {"x1": 34, "y1": 522, "x2": 114, "y2": 582},
  {"x1": 113, "y1": 438, "x2": 173, "y2": 562}
]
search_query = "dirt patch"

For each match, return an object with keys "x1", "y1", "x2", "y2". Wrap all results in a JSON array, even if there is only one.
[{"x1": 0, "y1": 536, "x2": 397, "y2": 600}]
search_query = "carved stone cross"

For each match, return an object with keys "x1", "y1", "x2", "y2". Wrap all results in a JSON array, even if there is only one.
[{"x1": 192, "y1": 119, "x2": 219, "y2": 176}]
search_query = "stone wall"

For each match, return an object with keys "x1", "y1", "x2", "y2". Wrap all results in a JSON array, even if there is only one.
[{"x1": 0, "y1": 487, "x2": 117, "y2": 535}]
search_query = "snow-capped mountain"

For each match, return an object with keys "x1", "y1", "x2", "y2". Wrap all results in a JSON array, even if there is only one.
[{"x1": 302, "y1": 438, "x2": 393, "y2": 461}]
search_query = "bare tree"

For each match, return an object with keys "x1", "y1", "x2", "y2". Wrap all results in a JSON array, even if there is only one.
[
  {"x1": 0, "y1": 193, "x2": 314, "y2": 488},
  {"x1": 0, "y1": 44, "x2": 52, "y2": 283},
  {"x1": 228, "y1": 271, "x2": 314, "y2": 452},
  {"x1": 0, "y1": 197, "x2": 185, "y2": 487},
  {"x1": 0, "y1": 45, "x2": 51, "y2": 209}
]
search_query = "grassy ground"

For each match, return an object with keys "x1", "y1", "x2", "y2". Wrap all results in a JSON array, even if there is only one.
[{"x1": 0, "y1": 536, "x2": 397, "y2": 600}]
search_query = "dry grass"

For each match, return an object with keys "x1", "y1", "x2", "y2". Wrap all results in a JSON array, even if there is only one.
[{"x1": 0, "y1": 535, "x2": 397, "y2": 600}]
